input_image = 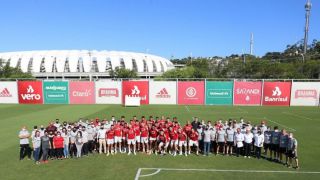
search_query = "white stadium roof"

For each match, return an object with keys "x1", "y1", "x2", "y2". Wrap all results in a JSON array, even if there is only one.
[{"x1": 0, "y1": 50, "x2": 174, "y2": 77}]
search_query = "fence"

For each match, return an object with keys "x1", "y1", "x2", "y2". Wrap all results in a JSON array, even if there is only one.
[{"x1": 0, "y1": 79, "x2": 319, "y2": 106}]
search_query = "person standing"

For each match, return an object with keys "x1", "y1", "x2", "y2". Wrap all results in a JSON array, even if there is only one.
[
  {"x1": 18, "y1": 126, "x2": 31, "y2": 160},
  {"x1": 226, "y1": 125, "x2": 235, "y2": 156},
  {"x1": 216, "y1": 128, "x2": 226, "y2": 155},
  {"x1": 234, "y1": 128, "x2": 244, "y2": 157},
  {"x1": 61, "y1": 128, "x2": 70, "y2": 158},
  {"x1": 279, "y1": 129, "x2": 289, "y2": 165},
  {"x1": 53, "y1": 132, "x2": 64, "y2": 160},
  {"x1": 41, "y1": 131, "x2": 51, "y2": 163},
  {"x1": 69, "y1": 128, "x2": 77, "y2": 158},
  {"x1": 263, "y1": 127, "x2": 272, "y2": 160},
  {"x1": 81, "y1": 126, "x2": 89, "y2": 156},
  {"x1": 254, "y1": 130, "x2": 264, "y2": 159},
  {"x1": 243, "y1": 129, "x2": 253, "y2": 158},
  {"x1": 97, "y1": 126, "x2": 107, "y2": 154},
  {"x1": 286, "y1": 133, "x2": 299, "y2": 169},
  {"x1": 271, "y1": 126, "x2": 281, "y2": 162},
  {"x1": 75, "y1": 131, "x2": 83, "y2": 158},
  {"x1": 203, "y1": 126, "x2": 211, "y2": 156},
  {"x1": 32, "y1": 131, "x2": 41, "y2": 164}
]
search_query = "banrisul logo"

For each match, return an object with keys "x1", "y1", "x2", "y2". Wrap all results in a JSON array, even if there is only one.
[
  {"x1": 264, "y1": 86, "x2": 288, "y2": 102},
  {"x1": 21, "y1": 85, "x2": 41, "y2": 100},
  {"x1": 126, "y1": 85, "x2": 146, "y2": 100}
]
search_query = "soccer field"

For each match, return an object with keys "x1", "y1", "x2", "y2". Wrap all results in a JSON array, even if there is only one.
[{"x1": 1, "y1": 104, "x2": 320, "y2": 180}]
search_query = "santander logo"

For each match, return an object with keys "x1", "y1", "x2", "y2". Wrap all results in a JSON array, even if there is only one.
[
  {"x1": 21, "y1": 85, "x2": 41, "y2": 100},
  {"x1": 236, "y1": 88, "x2": 260, "y2": 95}
]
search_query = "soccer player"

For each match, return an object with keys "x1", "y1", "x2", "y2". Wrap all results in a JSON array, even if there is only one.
[
  {"x1": 134, "y1": 121, "x2": 141, "y2": 152},
  {"x1": 254, "y1": 129, "x2": 264, "y2": 159},
  {"x1": 271, "y1": 126, "x2": 281, "y2": 161},
  {"x1": 122, "y1": 123, "x2": 129, "y2": 153},
  {"x1": 140, "y1": 124, "x2": 149, "y2": 153},
  {"x1": 216, "y1": 128, "x2": 226, "y2": 155},
  {"x1": 188, "y1": 128, "x2": 199, "y2": 155},
  {"x1": 225, "y1": 124, "x2": 235, "y2": 156},
  {"x1": 169, "y1": 126, "x2": 178, "y2": 156},
  {"x1": 149, "y1": 126, "x2": 158, "y2": 154},
  {"x1": 178, "y1": 128, "x2": 188, "y2": 156},
  {"x1": 106, "y1": 125, "x2": 115, "y2": 156},
  {"x1": 263, "y1": 126, "x2": 272, "y2": 159},
  {"x1": 279, "y1": 129, "x2": 288, "y2": 164},
  {"x1": 234, "y1": 128, "x2": 244, "y2": 157},
  {"x1": 114, "y1": 121, "x2": 122, "y2": 154},
  {"x1": 286, "y1": 133, "x2": 299, "y2": 169},
  {"x1": 243, "y1": 128, "x2": 253, "y2": 158},
  {"x1": 127, "y1": 125, "x2": 136, "y2": 155},
  {"x1": 157, "y1": 130, "x2": 167, "y2": 155}
]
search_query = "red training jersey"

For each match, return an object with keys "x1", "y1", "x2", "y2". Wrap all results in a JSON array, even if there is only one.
[
  {"x1": 53, "y1": 136, "x2": 64, "y2": 149},
  {"x1": 127, "y1": 128, "x2": 136, "y2": 140}
]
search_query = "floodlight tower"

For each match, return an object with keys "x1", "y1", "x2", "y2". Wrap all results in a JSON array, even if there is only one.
[
  {"x1": 250, "y1": 33, "x2": 254, "y2": 55},
  {"x1": 303, "y1": 0, "x2": 312, "y2": 54}
]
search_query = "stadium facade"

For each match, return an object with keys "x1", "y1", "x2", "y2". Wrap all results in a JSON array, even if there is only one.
[{"x1": 0, "y1": 50, "x2": 174, "y2": 78}]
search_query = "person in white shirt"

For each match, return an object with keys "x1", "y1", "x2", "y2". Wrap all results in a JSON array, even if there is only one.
[
  {"x1": 97, "y1": 126, "x2": 107, "y2": 154},
  {"x1": 243, "y1": 128, "x2": 253, "y2": 158},
  {"x1": 19, "y1": 126, "x2": 31, "y2": 160},
  {"x1": 53, "y1": 119, "x2": 61, "y2": 129},
  {"x1": 81, "y1": 126, "x2": 89, "y2": 156},
  {"x1": 234, "y1": 128, "x2": 244, "y2": 157},
  {"x1": 86, "y1": 124, "x2": 96, "y2": 154},
  {"x1": 202, "y1": 126, "x2": 211, "y2": 156},
  {"x1": 61, "y1": 128, "x2": 70, "y2": 158},
  {"x1": 254, "y1": 129, "x2": 264, "y2": 159}
]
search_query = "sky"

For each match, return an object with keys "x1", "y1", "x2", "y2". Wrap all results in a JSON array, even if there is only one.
[{"x1": 0, "y1": 0, "x2": 319, "y2": 59}]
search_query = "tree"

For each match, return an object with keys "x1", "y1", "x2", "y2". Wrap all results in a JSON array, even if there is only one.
[
  {"x1": 110, "y1": 67, "x2": 137, "y2": 78},
  {"x1": 0, "y1": 60, "x2": 33, "y2": 79}
]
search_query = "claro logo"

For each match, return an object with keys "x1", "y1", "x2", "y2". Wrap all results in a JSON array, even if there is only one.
[
  {"x1": 21, "y1": 85, "x2": 41, "y2": 100},
  {"x1": 72, "y1": 89, "x2": 91, "y2": 97}
]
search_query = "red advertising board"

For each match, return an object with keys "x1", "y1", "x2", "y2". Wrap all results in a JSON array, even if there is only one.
[
  {"x1": 234, "y1": 81, "x2": 262, "y2": 105},
  {"x1": 122, "y1": 81, "x2": 149, "y2": 104},
  {"x1": 262, "y1": 82, "x2": 291, "y2": 106},
  {"x1": 178, "y1": 81, "x2": 204, "y2": 105},
  {"x1": 69, "y1": 81, "x2": 95, "y2": 104},
  {"x1": 18, "y1": 81, "x2": 43, "y2": 104}
]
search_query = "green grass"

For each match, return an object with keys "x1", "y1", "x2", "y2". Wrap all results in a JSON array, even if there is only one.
[{"x1": 0, "y1": 104, "x2": 320, "y2": 180}]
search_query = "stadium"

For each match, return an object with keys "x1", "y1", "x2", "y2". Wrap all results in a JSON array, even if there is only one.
[{"x1": 0, "y1": 50, "x2": 175, "y2": 78}]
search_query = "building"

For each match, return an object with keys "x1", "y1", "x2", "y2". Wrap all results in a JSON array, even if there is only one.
[{"x1": 0, "y1": 50, "x2": 174, "y2": 79}]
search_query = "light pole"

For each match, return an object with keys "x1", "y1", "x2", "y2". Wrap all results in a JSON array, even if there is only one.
[{"x1": 303, "y1": 0, "x2": 312, "y2": 54}]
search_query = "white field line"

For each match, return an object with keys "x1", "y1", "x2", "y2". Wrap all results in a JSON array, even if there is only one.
[
  {"x1": 135, "y1": 168, "x2": 320, "y2": 179},
  {"x1": 184, "y1": 106, "x2": 190, "y2": 112},
  {"x1": 263, "y1": 117, "x2": 296, "y2": 132},
  {"x1": 237, "y1": 107, "x2": 249, "y2": 114},
  {"x1": 282, "y1": 112, "x2": 316, "y2": 121}
]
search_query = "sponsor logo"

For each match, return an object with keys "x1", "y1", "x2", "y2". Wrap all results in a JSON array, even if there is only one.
[
  {"x1": 207, "y1": 89, "x2": 231, "y2": 98},
  {"x1": 21, "y1": 85, "x2": 41, "y2": 100},
  {"x1": 0, "y1": 88, "x2": 12, "y2": 97},
  {"x1": 45, "y1": 86, "x2": 67, "y2": 91},
  {"x1": 295, "y1": 89, "x2": 317, "y2": 99},
  {"x1": 264, "y1": 86, "x2": 288, "y2": 102},
  {"x1": 126, "y1": 85, "x2": 146, "y2": 100},
  {"x1": 99, "y1": 88, "x2": 119, "y2": 97},
  {"x1": 236, "y1": 88, "x2": 260, "y2": 95},
  {"x1": 156, "y1": 88, "x2": 171, "y2": 98},
  {"x1": 72, "y1": 89, "x2": 91, "y2": 97},
  {"x1": 186, "y1": 87, "x2": 197, "y2": 98}
]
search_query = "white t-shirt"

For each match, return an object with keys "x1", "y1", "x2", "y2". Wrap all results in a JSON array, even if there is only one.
[
  {"x1": 97, "y1": 129, "x2": 107, "y2": 139},
  {"x1": 82, "y1": 131, "x2": 88, "y2": 143},
  {"x1": 234, "y1": 133, "x2": 244, "y2": 147},
  {"x1": 203, "y1": 130, "x2": 211, "y2": 142},
  {"x1": 254, "y1": 134, "x2": 264, "y2": 147},
  {"x1": 19, "y1": 130, "x2": 30, "y2": 145},
  {"x1": 244, "y1": 133, "x2": 253, "y2": 143}
]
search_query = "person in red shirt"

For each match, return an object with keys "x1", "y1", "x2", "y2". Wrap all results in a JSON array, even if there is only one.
[
  {"x1": 113, "y1": 122, "x2": 122, "y2": 154},
  {"x1": 53, "y1": 132, "x2": 64, "y2": 160},
  {"x1": 122, "y1": 123, "x2": 128, "y2": 153},
  {"x1": 140, "y1": 124, "x2": 149, "y2": 153},
  {"x1": 188, "y1": 129, "x2": 199, "y2": 155},
  {"x1": 127, "y1": 125, "x2": 136, "y2": 155},
  {"x1": 106, "y1": 125, "x2": 115, "y2": 156},
  {"x1": 183, "y1": 121, "x2": 193, "y2": 136},
  {"x1": 134, "y1": 121, "x2": 141, "y2": 152},
  {"x1": 169, "y1": 127, "x2": 178, "y2": 156},
  {"x1": 178, "y1": 128, "x2": 188, "y2": 156},
  {"x1": 157, "y1": 130, "x2": 167, "y2": 155},
  {"x1": 149, "y1": 126, "x2": 158, "y2": 154}
]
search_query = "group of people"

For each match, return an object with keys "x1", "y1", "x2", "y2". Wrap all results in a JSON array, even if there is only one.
[{"x1": 18, "y1": 116, "x2": 299, "y2": 169}]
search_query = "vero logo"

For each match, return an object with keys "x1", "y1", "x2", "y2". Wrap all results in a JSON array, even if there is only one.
[
  {"x1": 21, "y1": 85, "x2": 41, "y2": 100},
  {"x1": 18, "y1": 81, "x2": 43, "y2": 104}
]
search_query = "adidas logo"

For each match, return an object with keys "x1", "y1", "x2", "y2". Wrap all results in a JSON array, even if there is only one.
[
  {"x1": 156, "y1": 88, "x2": 171, "y2": 98},
  {"x1": 0, "y1": 88, "x2": 13, "y2": 97}
]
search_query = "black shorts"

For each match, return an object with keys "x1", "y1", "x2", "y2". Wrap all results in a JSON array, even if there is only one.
[
  {"x1": 227, "y1": 141, "x2": 234, "y2": 146},
  {"x1": 271, "y1": 144, "x2": 279, "y2": 151},
  {"x1": 286, "y1": 150, "x2": 298, "y2": 158},
  {"x1": 279, "y1": 147, "x2": 287, "y2": 154},
  {"x1": 218, "y1": 142, "x2": 225, "y2": 146},
  {"x1": 264, "y1": 143, "x2": 271, "y2": 150}
]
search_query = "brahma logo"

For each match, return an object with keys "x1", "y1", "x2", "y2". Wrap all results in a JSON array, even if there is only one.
[
  {"x1": 72, "y1": 89, "x2": 91, "y2": 97},
  {"x1": 186, "y1": 87, "x2": 197, "y2": 98},
  {"x1": 99, "y1": 88, "x2": 119, "y2": 97},
  {"x1": 264, "y1": 86, "x2": 288, "y2": 102},
  {"x1": 21, "y1": 85, "x2": 41, "y2": 100},
  {"x1": 156, "y1": 88, "x2": 171, "y2": 98},
  {"x1": 295, "y1": 90, "x2": 317, "y2": 99},
  {"x1": 0, "y1": 88, "x2": 12, "y2": 97}
]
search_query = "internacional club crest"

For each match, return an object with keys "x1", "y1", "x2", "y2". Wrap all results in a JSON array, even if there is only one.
[{"x1": 186, "y1": 87, "x2": 197, "y2": 98}]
